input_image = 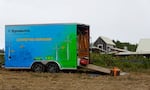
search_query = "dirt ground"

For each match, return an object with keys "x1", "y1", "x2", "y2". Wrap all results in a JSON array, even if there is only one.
[{"x1": 0, "y1": 69, "x2": 150, "y2": 90}]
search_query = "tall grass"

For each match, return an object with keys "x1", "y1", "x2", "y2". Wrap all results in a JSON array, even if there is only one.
[{"x1": 90, "y1": 53, "x2": 150, "y2": 72}]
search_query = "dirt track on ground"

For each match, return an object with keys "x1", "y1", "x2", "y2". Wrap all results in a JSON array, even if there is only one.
[{"x1": 0, "y1": 69, "x2": 150, "y2": 90}]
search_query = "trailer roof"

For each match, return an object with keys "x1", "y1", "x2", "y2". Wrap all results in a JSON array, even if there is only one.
[{"x1": 5, "y1": 23, "x2": 89, "y2": 27}]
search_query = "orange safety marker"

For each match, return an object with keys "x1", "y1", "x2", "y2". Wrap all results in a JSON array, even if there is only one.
[{"x1": 110, "y1": 67, "x2": 120, "y2": 76}]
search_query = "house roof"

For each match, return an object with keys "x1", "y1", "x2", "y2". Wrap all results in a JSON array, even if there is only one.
[
  {"x1": 100, "y1": 36, "x2": 115, "y2": 46},
  {"x1": 136, "y1": 39, "x2": 150, "y2": 53},
  {"x1": 116, "y1": 51, "x2": 150, "y2": 56},
  {"x1": 111, "y1": 47, "x2": 128, "y2": 52},
  {"x1": 90, "y1": 46, "x2": 106, "y2": 52}
]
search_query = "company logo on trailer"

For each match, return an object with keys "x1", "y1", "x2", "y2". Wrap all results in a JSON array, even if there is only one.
[{"x1": 11, "y1": 29, "x2": 30, "y2": 33}]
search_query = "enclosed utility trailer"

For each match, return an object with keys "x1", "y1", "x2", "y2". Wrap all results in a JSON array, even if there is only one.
[{"x1": 5, "y1": 23, "x2": 90, "y2": 72}]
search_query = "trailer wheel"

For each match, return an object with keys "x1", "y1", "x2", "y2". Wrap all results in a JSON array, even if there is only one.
[
  {"x1": 46, "y1": 63, "x2": 59, "y2": 73},
  {"x1": 31, "y1": 63, "x2": 45, "y2": 72}
]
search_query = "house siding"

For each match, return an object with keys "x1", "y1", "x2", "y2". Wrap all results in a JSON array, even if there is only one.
[
  {"x1": 93, "y1": 37, "x2": 117, "y2": 53},
  {"x1": 93, "y1": 37, "x2": 107, "y2": 52}
]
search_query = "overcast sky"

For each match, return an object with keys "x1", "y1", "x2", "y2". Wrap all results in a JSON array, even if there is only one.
[{"x1": 0, "y1": 0, "x2": 150, "y2": 49}]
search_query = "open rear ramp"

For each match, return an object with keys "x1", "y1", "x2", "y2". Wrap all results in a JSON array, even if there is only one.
[{"x1": 82, "y1": 64, "x2": 111, "y2": 74}]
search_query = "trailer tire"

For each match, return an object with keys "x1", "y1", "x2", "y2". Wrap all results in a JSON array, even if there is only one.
[
  {"x1": 31, "y1": 63, "x2": 45, "y2": 72},
  {"x1": 46, "y1": 63, "x2": 59, "y2": 73}
]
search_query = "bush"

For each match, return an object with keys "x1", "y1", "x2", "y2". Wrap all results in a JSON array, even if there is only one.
[
  {"x1": 0, "y1": 55, "x2": 4, "y2": 67},
  {"x1": 90, "y1": 53, "x2": 150, "y2": 72}
]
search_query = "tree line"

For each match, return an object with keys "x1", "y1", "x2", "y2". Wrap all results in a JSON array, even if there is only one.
[{"x1": 113, "y1": 40, "x2": 138, "y2": 52}]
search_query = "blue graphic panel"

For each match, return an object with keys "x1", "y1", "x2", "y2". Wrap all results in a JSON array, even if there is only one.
[{"x1": 5, "y1": 24, "x2": 77, "y2": 68}]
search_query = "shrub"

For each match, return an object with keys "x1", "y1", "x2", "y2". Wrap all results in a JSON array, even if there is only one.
[
  {"x1": 90, "y1": 53, "x2": 150, "y2": 72},
  {"x1": 0, "y1": 55, "x2": 4, "y2": 67}
]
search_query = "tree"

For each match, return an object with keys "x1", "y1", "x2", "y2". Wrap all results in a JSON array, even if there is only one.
[{"x1": 113, "y1": 40, "x2": 137, "y2": 52}]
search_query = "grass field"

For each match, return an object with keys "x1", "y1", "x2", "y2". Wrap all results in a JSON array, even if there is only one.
[
  {"x1": 0, "y1": 54, "x2": 150, "y2": 90},
  {"x1": 0, "y1": 69, "x2": 150, "y2": 90}
]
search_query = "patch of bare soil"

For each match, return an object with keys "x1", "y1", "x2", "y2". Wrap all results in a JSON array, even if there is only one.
[{"x1": 0, "y1": 69, "x2": 150, "y2": 90}]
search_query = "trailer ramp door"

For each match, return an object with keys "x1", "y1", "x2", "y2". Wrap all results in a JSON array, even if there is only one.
[{"x1": 81, "y1": 64, "x2": 111, "y2": 74}]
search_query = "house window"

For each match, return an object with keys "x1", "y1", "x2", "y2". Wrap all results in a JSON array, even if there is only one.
[
  {"x1": 107, "y1": 46, "x2": 111, "y2": 52},
  {"x1": 107, "y1": 45, "x2": 114, "y2": 52},
  {"x1": 98, "y1": 44, "x2": 103, "y2": 49}
]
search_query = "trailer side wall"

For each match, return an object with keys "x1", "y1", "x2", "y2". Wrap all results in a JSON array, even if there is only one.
[{"x1": 5, "y1": 24, "x2": 77, "y2": 69}]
